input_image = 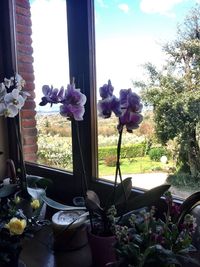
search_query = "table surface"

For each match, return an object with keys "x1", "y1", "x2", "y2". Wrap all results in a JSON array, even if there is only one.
[{"x1": 20, "y1": 225, "x2": 93, "y2": 267}]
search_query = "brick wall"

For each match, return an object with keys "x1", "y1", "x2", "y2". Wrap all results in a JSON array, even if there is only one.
[{"x1": 15, "y1": 0, "x2": 37, "y2": 162}]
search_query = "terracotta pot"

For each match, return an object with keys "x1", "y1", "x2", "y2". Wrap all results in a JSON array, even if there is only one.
[{"x1": 87, "y1": 230, "x2": 116, "y2": 267}]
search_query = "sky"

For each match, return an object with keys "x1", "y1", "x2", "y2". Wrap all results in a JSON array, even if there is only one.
[{"x1": 30, "y1": 0, "x2": 199, "y2": 110}]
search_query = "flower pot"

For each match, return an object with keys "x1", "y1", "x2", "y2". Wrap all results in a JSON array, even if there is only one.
[
  {"x1": 87, "y1": 230, "x2": 116, "y2": 267},
  {"x1": 52, "y1": 211, "x2": 92, "y2": 267},
  {"x1": 52, "y1": 210, "x2": 88, "y2": 251}
]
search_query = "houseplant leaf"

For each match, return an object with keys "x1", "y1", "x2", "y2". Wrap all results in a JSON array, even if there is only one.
[
  {"x1": 178, "y1": 191, "x2": 200, "y2": 224},
  {"x1": 105, "y1": 177, "x2": 132, "y2": 209},
  {"x1": 26, "y1": 174, "x2": 52, "y2": 189},
  {"x1": 0, "y1": 184, "x2": 18, "y2": 198},
  {"x1": 85, "y1": 190, "x2": 103, "y2": 213},
  {"x1": 125, "y1": 184, "x2": 171, "y2": 211}
]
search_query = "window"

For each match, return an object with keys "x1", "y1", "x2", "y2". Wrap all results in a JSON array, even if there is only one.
[{"x1": 4, "y1": 0, "x2": 199, "y2": 201}]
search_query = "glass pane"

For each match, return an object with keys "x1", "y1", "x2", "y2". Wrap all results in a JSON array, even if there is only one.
[
  {"x1": 95, "y1": 0, "x2": 199, "y2": 198},
  {"x1": 30, "y1": 0, "x2": 72, "y2": 171}
]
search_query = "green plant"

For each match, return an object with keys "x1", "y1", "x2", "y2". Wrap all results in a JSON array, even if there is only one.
[
  {"x1": 148, "y1": 147, "x2": 168, "y2": 162},
  {"x1": 113, "y1": 191, "x2": 200, "y2": 267},
  {"x1": 0, "y1": 191, "x2": 48, "y2": 265}
]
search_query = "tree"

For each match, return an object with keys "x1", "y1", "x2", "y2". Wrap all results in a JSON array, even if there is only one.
[{"x1": 137, "y1": 5, "x2": 200, "y2": 178}]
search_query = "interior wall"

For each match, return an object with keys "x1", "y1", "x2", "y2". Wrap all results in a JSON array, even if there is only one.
[{"x1": 0, "y1": 117, "x2": 8, "y2": 179}]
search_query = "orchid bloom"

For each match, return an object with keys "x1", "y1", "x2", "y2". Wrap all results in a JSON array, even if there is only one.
[
  {"x1": 118, "y1": 88, "x2": 143, "y2": 132},
  {"x1": 98, "y1": 80, "x2": 121, "y2": 118},
  {"x1": 40, "y1": 85, "x2": 64, "y2": 106},
  {"x1": 40, "y1": 83, "x2": 87, "y2": 121},
  {"x1": 60, "y1": 84, "x2": 86, "y2": 121},
  {"x1": 98, "y1": 80, "x2": 143, "y2": 132},
  {"x1": 0, "y1": 74, "x2": 29, "y2": 118}
]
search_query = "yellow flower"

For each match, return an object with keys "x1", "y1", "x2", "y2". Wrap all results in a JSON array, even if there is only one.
[
  {"x1": 5, "y1": 217, "x2": 27, "y2": 235},
  {"x1": 14, "y1": 196, "x2": 21, "y2": 204},
  {"x1": 31, "y1": 199, "x2": 40, "y2": 210}
]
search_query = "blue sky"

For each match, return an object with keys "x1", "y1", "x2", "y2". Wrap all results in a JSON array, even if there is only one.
[{"x1": 30, "y1": 0, "x2": 199, "y2": 109}]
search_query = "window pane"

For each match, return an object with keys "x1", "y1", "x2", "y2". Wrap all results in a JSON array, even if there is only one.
[
  {"x1": 95, "y1": 0, "x2": 199, "y2": 199},
  {"x1": 30, "y1": 0, "x2": 72, "y2": 171}
]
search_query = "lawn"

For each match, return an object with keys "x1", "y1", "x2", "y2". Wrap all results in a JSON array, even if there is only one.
[{"x1": 99, "y1": 156, "x2": 173, "y2": 176}]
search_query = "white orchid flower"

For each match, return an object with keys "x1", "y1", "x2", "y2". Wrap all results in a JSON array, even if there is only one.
[
  {"x1": 3, "y1": 104, "x2": 19, "y2": 118},
  {"x1": 4, "y1": 78, "x2": 12, "y2": 88},
  {"x1": 15, "y1": 74, "x2": 25, "y2": 90},
  {"x1": 4, "y1": 89, "x2": 25, "y2": 110}
]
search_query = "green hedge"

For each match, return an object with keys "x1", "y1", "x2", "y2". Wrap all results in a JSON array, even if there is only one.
[
  {"x1": 98, "y1": 143, "x2": 146, "y2": 160},
  {"x1": 148, "y1": 147, "x2": 168, "y2": 162}
]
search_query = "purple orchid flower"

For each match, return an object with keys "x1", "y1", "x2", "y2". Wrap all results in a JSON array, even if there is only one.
[
  {"x1": 99, "y1": 79, "x2": 114, "y2": 99},
  {"x1": 98, "y1": 80, "x2": 121, "y2": 119},
  {"x1": 98, "y1": 96, "x2": 121, "y2": 118},
  {"x1": 40, "y1": 83, "x2": 87, "y2": 121},
  {"x1": 98, "y1": 81, "x2": 143, "y2": 132},
  {"x1": 39, "y1": 85, "x2": 64, "y2": 106},
  {"x1": 118, "y1": 89, "x2": 143, "y2": 132},
  {"x1": 60, "y1": 84, "x2": 86, "y2": 121}
]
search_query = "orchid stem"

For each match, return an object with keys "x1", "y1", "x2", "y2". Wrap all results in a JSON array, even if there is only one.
[
  {"x1": 75, "y1": 121, "x2": 88, "y2": 197},
  {"x1": 114, "y1": 126, "x2": 127, "y2": 203},
  {"x1": 14, "y1": 117, "x2": 28, "y2": 197}
]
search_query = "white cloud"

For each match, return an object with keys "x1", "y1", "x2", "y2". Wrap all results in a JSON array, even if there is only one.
[
  {"x1": 140, "y1": 0, "x2": 184, "y2": 15},
  {"x1": 118, "y1": 3, "x2": 129, "y2": 13}
]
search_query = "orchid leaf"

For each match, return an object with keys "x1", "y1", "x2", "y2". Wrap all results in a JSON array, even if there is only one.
[
  {"x1": 125, "y1": 184, "x2": 171, "y2": 211},
  {"x1": 85, "y1": 190, "x2": 103, "y2": 213},
  {"x1": 106, "y1": 177, "x2": 132, "y2": 209},
  {"x1": 41, "y1": 194, "x2": 86, "y2": 211},
  {"x1": 178, "y1": 191, "x2": 200, "y2": 224},
  {"x1": 26, "y1": 174, "x2": 52, "y2": 189},
  {"x1": 0, "y1": 184, "x2": 18, "y2": 198}
]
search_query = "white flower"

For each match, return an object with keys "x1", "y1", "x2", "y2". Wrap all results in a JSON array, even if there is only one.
[
  {"x1": 15, "y1": 74, "x2": 25, "y2": 90},
  {"x1": 0, "y1": 74, "x2": 28, "y2": 118},
  {"x1": 4, "y1": 89, "x2": 25, "y2": 110}
]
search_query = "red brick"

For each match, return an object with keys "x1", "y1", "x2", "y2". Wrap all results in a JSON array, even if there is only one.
[
  {"x1": 17, "y1": 44, "x2": 33, "y2": 55},
  {"x1": 16, "y1": 5, "x2": 31, "y2": 17},
  {"x1": 22, "y1": 127, "x2": 37, "y2": 136},
  {"x1": 18, "y1": 54, "x2": 33, "y2": 64},
  {"x1": 24, "y1": 81, "x2": 35, "y2": 91},
  {"x1": 16, "y1": 0, "x2": 30, "y2": 9},
  {"x1": 18, "y1": 62, "x2": 34, "y2": 73},
  {"x1": 16, "y1": 14, "x2": 32, "y2": 27},
  {"x1": 21, "y1": 118, "x2": 36, "y2": 128},
  {"x1": 23, "y1": 136, "x2": 37, "y2": 145},
  {"x1": 21, "y1": 109, "x2": 36, "y2": 118},
  {"x1": 23, "y1": 100, "x2": 36, "y2": 110},
  {"x1": 23, "y1": 144, "x2": 38, "y2": 154},
  {"x1": 20, "y1": 72, "x2": 35, "y2": 82},
  {"x1": 16, "y1": 33, "x2": 32, "y2": 45},
  {"x1": 24, "y1": 154, "x2": 38, "y2": 162},
  {"x1": 16, "y1": 24, "x2": 32, "y2": 35}
]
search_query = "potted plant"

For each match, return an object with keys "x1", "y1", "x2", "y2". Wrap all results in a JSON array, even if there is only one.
[
  {"x1": 0, "y1": 188, "x2": 49, "y2": 267},
  {"x1": 109, "y1": 191, "x2": 200, "y2": 267},
  {"x1": 84, "y1": 80, "x2": 171, "y2": 267}
]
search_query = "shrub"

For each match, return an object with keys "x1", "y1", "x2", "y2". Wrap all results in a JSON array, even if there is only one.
[
  {"x1": 104, "y1": 155, "x2": 117, "y2": 167},
  {"x1": 148, "y1": 147, "x2": 168, "y2": 162},
  {"x1": 98, "y1": 143, "x2": 146, "y2": 161},
  {"x1": 167, "y1": 173, "x2": 200, "y2": 189}
]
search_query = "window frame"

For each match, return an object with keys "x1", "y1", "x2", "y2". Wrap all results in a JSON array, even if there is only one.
[
  {"x1": 24, "y1": 0, "x2": 98, "y2": 202},
  {"x1": 3, "y1": 0, "x2": 182, "y2": 205}
]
